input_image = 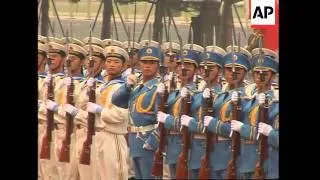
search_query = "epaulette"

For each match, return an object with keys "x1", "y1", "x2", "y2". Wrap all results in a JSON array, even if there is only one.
[
  {"x1": 52, "y1": 73, "x2": 65, "y2": 78},
  {"x1": 271, "y1": 82, "x2": 279, "y2": 90},
  {"x1": 72, "y1": 76, "x2": 85, "y2": 81},
  {"x1": 96, "y1": 79, "x2": 104, "y2": 84},
  {"x1": 38, "y1": 74, "x2": 46, "y2": 79}
]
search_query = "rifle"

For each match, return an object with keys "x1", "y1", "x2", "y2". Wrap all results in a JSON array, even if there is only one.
[
  {"x1": 252, "y1": 95, "x2": 269, "y2": 179},
  {"x1": 167, "y1": 20, "x2": 176, "y2": 92},
  {"x1": 39, "y1": 37, "x2": 54, "y2": 160},
  {"x1": 175, "y1": 33, "x2": 191, "y2": 179},
  {"x1": 198, "y1": 37, "x2": 216, "y2": 179},
  {"x1": 252, "y1": 39, "x2": 268, "y2": 179},
  {"x1": 128, "y1": 26, "x2": 135, "y2": 76},
  {"x1": 151, "y1": 42, "x2": 169, "y2": 177},
  {"x1": 80, "y1": 25, "x2": 96, "y2": 165},
  {"x1": 227, "y1": 32, "x2": 242, "y2": 179},
  {"x1": 59, "y1": 31, "x2": 74, "y2": 162}
]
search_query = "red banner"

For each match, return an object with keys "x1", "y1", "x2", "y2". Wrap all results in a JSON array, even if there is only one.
[{"x1": 249, "y1": 0, "x2": 279, "y2": 52}]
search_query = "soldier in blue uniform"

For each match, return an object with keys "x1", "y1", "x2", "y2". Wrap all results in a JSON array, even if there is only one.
[
  {"x1": 111, "y1": 41, "x2": 163, "y2": 179},
  {"x1": 156, "y1": 44, "x2": 202, "y2": 178},
  {"x1": 178, "y1": 45, "x2": 227, "y2": 178},
  {"x1": 201, "y1": 45, "x2": 252, "y2": 179},
  {"x1": 230, "y1": 48, "x2": 279, "y2": 179},
  {"x1": 258, "y1": 114, "x2": 278, "y2": 179}
]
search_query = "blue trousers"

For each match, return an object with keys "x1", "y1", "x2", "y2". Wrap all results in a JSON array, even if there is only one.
[
  {"x1": 133, "y1": 150, "x2": 155, "y2": 179},
  {"x1": 239, "y1": 172, "x2": 253, "y2": 179},
  {"x1": 169, "y1": 164, "x2": 176, "y2": 178},
  {"x1": 211, "y1": 169, "x2": 227, "y2": 179},
  {"x1": 190, "y1": 169, "x2": 199, "y2": 179}
]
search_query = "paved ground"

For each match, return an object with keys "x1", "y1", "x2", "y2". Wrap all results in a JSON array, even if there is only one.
[{"x1": 39, "y1": 16, "x2": 252, "y2": 45}]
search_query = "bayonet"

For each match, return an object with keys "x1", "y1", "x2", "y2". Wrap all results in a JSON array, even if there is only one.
[
  {"x1": 148, "y1": 22, "x2": 152, "y2": 47},
  {"x1": 88, "y1": 24, "x2": 94, "y2": 78},
  {"x1": 258, "y1": 36, "x2": 265, "y2": 81},
  {"x1": 238, "y1": 32, "x2": 241, "y2": 53},
  {"x1": 70, "y1": 22, "x2": 73, "y2": 39},
  {"x1": 231, "y1": 31, "x2": 237, "y2": 80},
  {"x1": 111, "y1": 23, "x2": 114, "y2": 46},
  {"x1": 213, "y1": 25, "x2": 216, "y2": 46},
  {"x1": 190, "y1": 27, "x2": 193, "y2": 50}
]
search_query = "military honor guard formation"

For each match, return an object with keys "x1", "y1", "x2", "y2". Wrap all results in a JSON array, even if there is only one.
[{"x1": 38, "y1": 22, "x2": 278, "y2": 179}]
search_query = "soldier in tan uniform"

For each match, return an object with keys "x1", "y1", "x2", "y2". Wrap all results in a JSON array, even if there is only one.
[
  {"x1": 38, "y1": 41, "x2": 66, "y2": 180},
  {"x1": 38, "y1": 41, "x2": 48, "y2": 180},
  {"x1": 64, "y1": 42, "x2": 106, "y2": 180},
  {"x1": 85, "y1": 45, "x2": 129, "y2": 180}
]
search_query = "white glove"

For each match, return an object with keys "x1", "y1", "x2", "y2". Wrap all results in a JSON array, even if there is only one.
[
  {"x1": 168, "y1": 72, "x2": 173, "y2": 80},
  {"x1": 64, "y1": 77, "x2": 72, "y2": 86},
  {"x1": 143, "y1": 143, "x2": 153, "y2": 150},
  {"x1": 181, "y1": 114, "x2": 193, "y2": 127},
  {"x1": 157, "y1": 83, "x2": 165, "y2": 94},
  {"x1": 203, "y1": 88, "x2": 211, "y2": 99},
  {"x1": 180, "y1": 87, "x2": 189, "y2": 98},
  {"x1": 127, "y1": 74, "x2": 137, "y2": 86},
  {"x1": 258, "y1": 122, "x2": 273, "y2": 136},
  {"x1": 87, "y1": 77, "x2": 95, "y2": 87},
  {"x1": 157, "y1": 111, "x2": 169, "y2": 124},
  {"x1": 63, "y1": 104, "x2": 79, "y2": 117},
  {"x1": 86, "y1": 102, "x2": 103, "y2": 114},
  {"x1": 258, "y1": 93, "x2": 266, "y2": 105},
  {"x1": 231, "y1": 120, "x2": 244, "y2": 132},
  {"x1": 231, "y1": 91, "x2": 239, "y2": 102},
  {"x1": 44, "y1": 74, "x2": 52, "y2": 84},
  {"x1": 46, "y1": 100, "x2": 58, "y2": 112},
  {"x1": 204, "y1": 116, "x2": 213, "y2": 127}
]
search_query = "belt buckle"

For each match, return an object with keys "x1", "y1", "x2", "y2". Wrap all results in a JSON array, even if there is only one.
[{"x1": 139, "y1": 126, "x2": 147, "y2": 135}]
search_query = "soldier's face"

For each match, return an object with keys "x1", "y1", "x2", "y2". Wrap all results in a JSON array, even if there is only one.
[
  {"x1": 200, "y1": 65, "x2": 221, "y2": 82},
  {"x1": 105, "y1": 57, "x2": 124, "y2": 76},
  {"x1": 177, "y1": 62, "x2": 196, "y2": 81},
  {"x1": 139, "y1": 60, "x2": 159, "y2": 76},
  {"x1": 253, "y1": 70, "x2": 275, "y2": 86},
  {"x1": 48, "y1": 53, "x2": 65, "y2": 71},
  {"x1": 38, "y1": 53, "x2": 46, "y2": 68},
  {"x1": 224, "y1": 66, "x2": 246, "y2": 85},
  {"x1": 67, "y1": 55, "x2": 83, "y2": 72}
]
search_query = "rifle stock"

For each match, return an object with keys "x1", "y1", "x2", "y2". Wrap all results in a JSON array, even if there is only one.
[
  {"x1": 79, "y1": 84, "x2": 96, "y2": 165},
  {"x1": 253, "y1": 97, "x2": 269, "y2": 179},
  {"x1": 151, "y1": 90, "x2": 168, "y2": 177},
  {"x1": 227, "y1": 94, "x2": 242, "y2": 179},
  {"x1": 175, "y1": 93, "x2": 191, "y2": 179},
  {"x1": 59, "y1": 85, "x2": 74, "y2": 162},
  {"x1": 59, "y1": 39, "x2": 75, "y2": 161},
  {"x1": 199, "y1": 95, "x2": 215, "y2": 179},
  {"x1": 40, "y1": 75, "x2": 54, "y2": 160},
  {"x1": 80, "y1": 31, "x2": 96, "y2": 165}
]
